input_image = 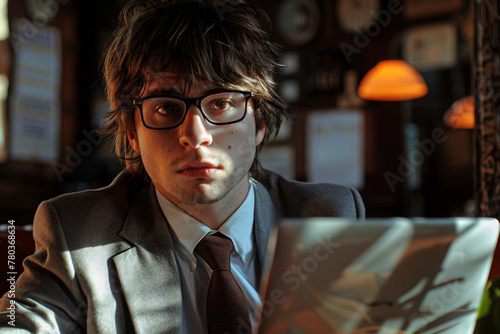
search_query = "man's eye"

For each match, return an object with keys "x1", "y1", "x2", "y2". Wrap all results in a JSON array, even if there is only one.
[
  {"x1": 208, "y1": 99, "x2": 234, "y2": 111},
  {"x1": 155, "y1": 104, "x2": 182, "y2": 115}
]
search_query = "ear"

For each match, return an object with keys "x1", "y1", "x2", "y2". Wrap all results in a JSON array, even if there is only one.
[
  {"x1": 128, "y1": 131, "x2": 141, "y2": 154},
  {"x1": 256, "y1": 123, "x2": 265, "y2": 146}
]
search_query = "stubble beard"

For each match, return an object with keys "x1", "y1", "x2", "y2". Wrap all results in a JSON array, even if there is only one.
[{"x1": 168, "y1": 164, "x2": 250, "y2": 206}]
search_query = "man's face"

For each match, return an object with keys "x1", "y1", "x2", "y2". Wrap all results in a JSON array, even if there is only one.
[{"x1": 128, "y1": 73, "x2": 265, "y2": 208}]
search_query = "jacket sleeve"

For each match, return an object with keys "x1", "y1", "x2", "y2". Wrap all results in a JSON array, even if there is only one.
[{"x1": 0, "y1": 201, "x2": 86, "y2": 333}]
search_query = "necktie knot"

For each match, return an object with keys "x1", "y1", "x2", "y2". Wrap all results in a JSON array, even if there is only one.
[{"x1": 195, "y1": 233, "x2": 233, "y2": 271}]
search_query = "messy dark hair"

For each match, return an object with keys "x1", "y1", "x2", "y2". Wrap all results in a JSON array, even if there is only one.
[{"x1": 101, "y1": 0, "x2": 292, "y2": 181}]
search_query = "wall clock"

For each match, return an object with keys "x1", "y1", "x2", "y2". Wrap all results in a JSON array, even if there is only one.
[{"x1": 276, "y1": 0, "x2": 321, "y2": 46}]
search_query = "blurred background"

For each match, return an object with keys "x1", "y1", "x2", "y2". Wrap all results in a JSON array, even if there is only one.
[{"x1": 0, "y1": 0, "x2": 493, "y2": 223}]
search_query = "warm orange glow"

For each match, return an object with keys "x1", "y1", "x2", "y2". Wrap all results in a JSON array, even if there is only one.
[
  {"x1": 358, "y1": 60, "x2": 428, "y2": 101},
  {"x1": 443, "y1": 96, "x2": 474, "y2": 129}
]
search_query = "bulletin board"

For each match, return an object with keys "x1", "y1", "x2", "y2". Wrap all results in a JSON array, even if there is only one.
[{"x1": 8, "y1": 19, "x2": 61, "y2": 163}]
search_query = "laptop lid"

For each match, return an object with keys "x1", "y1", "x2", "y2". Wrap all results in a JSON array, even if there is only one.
[{"x1": 257, "y1": 218, "x2": 499, "y2": 334}]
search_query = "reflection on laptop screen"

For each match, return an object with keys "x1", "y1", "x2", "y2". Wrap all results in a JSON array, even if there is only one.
[{"x1": 258, "y1": 218, "x2": 499, "y2": 334}]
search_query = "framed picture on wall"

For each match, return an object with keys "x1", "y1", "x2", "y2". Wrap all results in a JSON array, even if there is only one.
[
  {"x1": 403, "y1": 22, "x2": 457, "y2": 71},
  {"x1": 403, "y1": 0, "x2": 463, "y2": 20},
  {"x1": 306, "y1": 109, "x2": 364, "y2": 189}
]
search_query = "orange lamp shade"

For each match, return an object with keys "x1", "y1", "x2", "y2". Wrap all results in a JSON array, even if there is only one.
[
  {"x1": 443, "y1": 96, "x2": 474, "y2": 129},
  {"x1": 358, "y1": 60, "x2": 428, "y2": 101}
]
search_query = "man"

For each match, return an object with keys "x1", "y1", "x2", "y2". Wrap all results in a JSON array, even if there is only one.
[{"x1": 0, "y1": 0, "x2": 364, "y2": 333}]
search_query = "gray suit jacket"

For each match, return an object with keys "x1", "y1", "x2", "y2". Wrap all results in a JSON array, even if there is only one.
[{"x1": 0, "y1": 170, "x2": 364, "y2": 333}]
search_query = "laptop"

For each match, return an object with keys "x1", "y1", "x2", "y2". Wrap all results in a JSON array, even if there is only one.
[{"x1": 257, "y1": 218, "x2": 499, "y2": 334}]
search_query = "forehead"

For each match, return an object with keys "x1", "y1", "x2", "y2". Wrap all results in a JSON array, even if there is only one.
[{"x1": 142, "y1": 71, "x2": 220, "y2": 97}]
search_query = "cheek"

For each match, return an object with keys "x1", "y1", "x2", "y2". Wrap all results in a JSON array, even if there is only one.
[
  {"x1": 136, "y1": 130, "x2": 174, "y2": 159},
  {"x1": 227, "y1": 128, "x2": 257, "y2": 158}
]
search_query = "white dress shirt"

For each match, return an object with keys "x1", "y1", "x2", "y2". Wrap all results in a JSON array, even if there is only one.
[{"x1": 155, "y1": 182, "x2": 262, "y2": 334}]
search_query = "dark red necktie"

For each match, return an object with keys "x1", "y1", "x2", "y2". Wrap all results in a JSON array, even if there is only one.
[{"x1": 195, "y1": 233, "x2": 251, "y2": 334}]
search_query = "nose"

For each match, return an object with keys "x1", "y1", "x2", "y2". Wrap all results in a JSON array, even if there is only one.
[{"x1": 178, "y1": 105, "x2": 213, "y2": 148}]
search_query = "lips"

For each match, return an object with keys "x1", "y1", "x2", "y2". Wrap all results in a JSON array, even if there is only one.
[{"x1": 178, "y1": 162, "x2": 221, "y2": 178}]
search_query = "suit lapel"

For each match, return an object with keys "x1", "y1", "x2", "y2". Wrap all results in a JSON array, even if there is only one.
[
  {"x1": 113, "y1": 184, "x2": 182, "y2": 334},
  {"x1": 254, "y1": 182, "x2": 282, "y2": 269},
  {"x1": 110, "y1": 179, "x2": 280, "y2": 333}
]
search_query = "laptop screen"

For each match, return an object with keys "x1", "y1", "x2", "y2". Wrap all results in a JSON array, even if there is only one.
[{"x1": 257, "y1": 218, "x2": 499, "y2": 334}]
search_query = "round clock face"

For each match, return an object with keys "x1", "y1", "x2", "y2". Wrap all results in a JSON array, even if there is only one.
[
  {"x1": 337, "y1": 0, "x2": 380, "y2": 33},
  {"x1": 24, "y1": 0, "x2": 60, "y2": 26},
  {"x1": 276, "y1": 0, "x2": 321, "y2": 46}
]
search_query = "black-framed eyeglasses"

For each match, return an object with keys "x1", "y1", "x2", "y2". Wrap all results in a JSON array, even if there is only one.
[{"x1": 133, "y1": 90, "x2": 253, "y2": 130}]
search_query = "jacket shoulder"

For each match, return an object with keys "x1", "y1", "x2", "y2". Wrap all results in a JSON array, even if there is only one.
[
  {"x1": 35, "y1": 171, "x2": 148, "y2": 246},
  {"x1": 259, "y1": 170, "x2": 365, "y2": 219}
]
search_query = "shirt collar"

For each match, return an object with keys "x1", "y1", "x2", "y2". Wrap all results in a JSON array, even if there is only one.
[{"x1": 155, "y1": 183, "x2": 256, "y2": 271}]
